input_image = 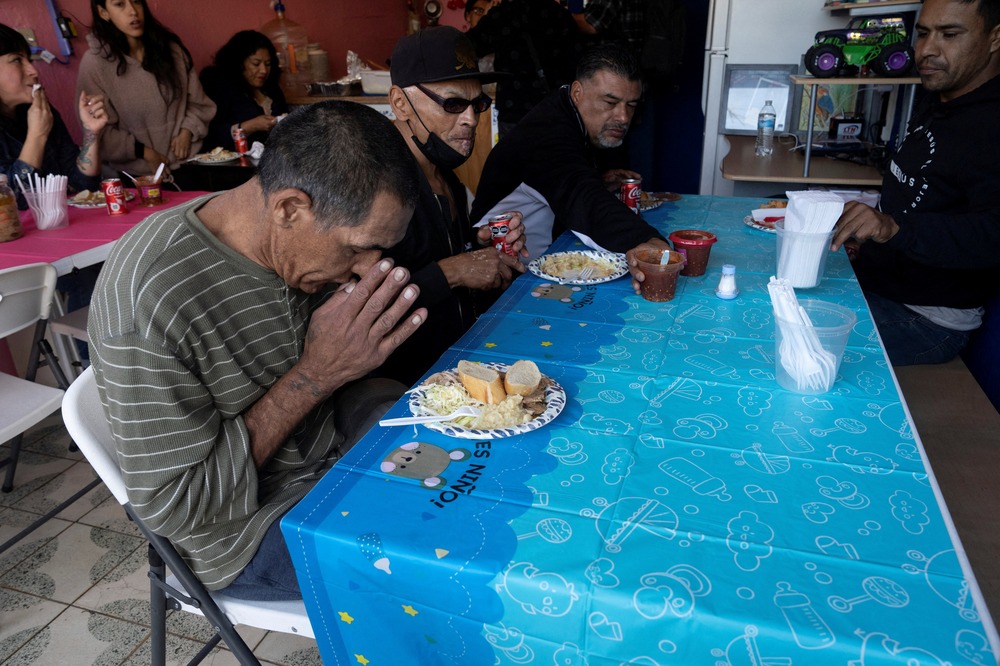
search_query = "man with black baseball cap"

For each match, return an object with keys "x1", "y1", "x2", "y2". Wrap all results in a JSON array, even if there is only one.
[{"x1": 378, "y1": 26, "x2": 527, "y2": 385}]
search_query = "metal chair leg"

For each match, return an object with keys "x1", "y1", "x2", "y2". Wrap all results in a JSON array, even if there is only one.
[
  {"x1": 149, "y1": 544, "x2": 169, "y2": 666},
  {"x1": 0, "y1": 477, "x2": 101, "y2": 554},
  {"x1": 1, "y1": 433, "x2": 23, "y2": 493}
]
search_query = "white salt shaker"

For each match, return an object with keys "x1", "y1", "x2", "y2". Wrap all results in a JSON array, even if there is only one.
[{"x1": 716, "y1": 264, "x2": 738, "y2": 300}]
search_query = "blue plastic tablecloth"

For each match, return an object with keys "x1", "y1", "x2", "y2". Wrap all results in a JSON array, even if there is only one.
[{"x1": 282, "y1": 195, "x2": 997, "y2": 665}]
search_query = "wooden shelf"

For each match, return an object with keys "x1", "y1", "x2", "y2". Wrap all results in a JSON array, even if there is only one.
[
  {"x1": 791, "y1": 74, "x2": 920, "y2": 86},
  {"x1": 287, "y1": 94, "x2": 389, "y2": 106},
  {"x1": 823, "y1": 0, "x2": 922, "y2": 15},
  {"x1": 721, "y1": 135, "x2": 883, "y2": 186}
]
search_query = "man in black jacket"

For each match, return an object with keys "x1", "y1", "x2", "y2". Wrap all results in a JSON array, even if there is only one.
[
  {"x1": 379, "y1": 27, "x2": 526, "y2": 385},
  {"x1": 832, "y1": 0, "x2": 1000, "y2": 365},
  {"x1": 470, "y1": 42, "x2": 669, "y2": 293}
]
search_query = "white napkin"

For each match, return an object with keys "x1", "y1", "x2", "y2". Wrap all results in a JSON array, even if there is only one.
[
  {"x1": 776, "y1": 191, "x2": 845, "y2": 287},
  {"x1": 783, "y1": 190, "x2": 844, "y2": 233},
  {"x1": 248, "y1": 141, "x2": 265, "y2": 159}
]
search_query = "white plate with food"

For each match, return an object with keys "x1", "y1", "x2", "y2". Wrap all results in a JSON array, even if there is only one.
[
  {"x1": 194, "y1": 147, "x2": 241, "y2": 164},
  {"x1": 639, "y1": 191, "x2": 682, "y2": 212},
  {"x1": 404, "y1": 360, "x2": 566, "y2": 439},
  {"x1": 529, "y1": 250, "x2": 628, "y2": 285},
  {"x1": 67, "y1": 189, "x2": 136, "y2": 208},
  {"x1": 744, "y1": 214, "x2": 778, "y2": 233},
  {"x1": 744, "y1": 200, "x2": 787, "y2": 233}
]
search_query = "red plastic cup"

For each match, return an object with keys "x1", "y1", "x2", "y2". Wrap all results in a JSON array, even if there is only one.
[{"x1": 669, "y1": 229, "x2": 717, "y2": 277}]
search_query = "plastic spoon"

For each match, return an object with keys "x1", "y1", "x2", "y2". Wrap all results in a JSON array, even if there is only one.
[{"x1": 153, "y1": 162, "x2": 166, "y2": 183}]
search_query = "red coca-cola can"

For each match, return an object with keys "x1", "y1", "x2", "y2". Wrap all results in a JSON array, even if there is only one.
[
  {"x1": 231, "y1": 126, "x2": 248, "y2": 154},
  {"x1": 101, "y1": 178, "x2": 128, "y2": 216},
  {"x1": 620, "y1": 178, "x2": 642, "y2": 214},
  {"x1": 487, "y1": 212, "x2": 518, "y2": 257}
]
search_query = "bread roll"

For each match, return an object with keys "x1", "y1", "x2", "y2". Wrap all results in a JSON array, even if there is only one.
[
  {"x1": 457, "y1": 360, "x2": 507, "y2": 404},
  {"x1": 504, "y1": 360, "x2": 542, "y2": 396}
]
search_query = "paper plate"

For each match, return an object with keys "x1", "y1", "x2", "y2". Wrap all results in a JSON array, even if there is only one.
[
  {"x1": 407, "y1": 363, "x2": 566, "y2": 440},
  {"x1": 529, "y1": 250, "x2": 628, "y2": 285},
  {"x1": 195, "y1": 152, "x2": 240, "y2": 164},
  {"x1": 639, "y1": 192, "x2": 681, "y2": 212},
  {"x1": 67, "y1": 190, "x2": 136, "y2": 208},
  {"x1": 744, "y1": 214, "x2": 777, "y2": 234}
]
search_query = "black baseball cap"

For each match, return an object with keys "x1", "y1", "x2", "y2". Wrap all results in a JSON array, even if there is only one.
[{"x1": 390, "y1": 26, "x2": 502, "y2": 89}]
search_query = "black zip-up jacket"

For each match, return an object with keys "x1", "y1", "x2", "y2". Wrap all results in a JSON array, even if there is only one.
[
  {"x1": 471, "y1": 85, "x2": 664, "y2": 254},
  {"x1": 379, "y1": 168, "x2": 478, "y2": 386},
  {"x1": 853, "y1": 73, "x2": 1000, "y2": 309}
]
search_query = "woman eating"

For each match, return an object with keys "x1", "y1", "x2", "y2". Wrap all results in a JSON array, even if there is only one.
[
  {"x1": 1, "y1": 23, "x2": 106, "y2": 208},
  {"x1": 201, "y1": 30, "x2": 288, "y2": 152},
  {"x1": 76, "y1": 0, "x2": 215, "y2": 183}
]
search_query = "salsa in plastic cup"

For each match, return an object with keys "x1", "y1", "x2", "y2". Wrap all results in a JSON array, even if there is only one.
[
  {"x1": 669, "y1": 229, "x2": 717, "y2": 277},
  {"x1": 635, "y1": 249, "x2": 685, "y2": 302}
]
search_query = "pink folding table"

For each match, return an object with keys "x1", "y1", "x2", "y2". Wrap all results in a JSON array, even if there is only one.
[{"x1": 0, "y1": 190, "x2": 209, "y2": 374}]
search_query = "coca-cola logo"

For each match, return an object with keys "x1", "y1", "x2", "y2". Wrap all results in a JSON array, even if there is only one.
[
  {"x1": 105, "y1": 183, "x2": 123, "y2": 196},
  {"x1": 624, "y1": 186, "x2": 641, "y2": 202}
]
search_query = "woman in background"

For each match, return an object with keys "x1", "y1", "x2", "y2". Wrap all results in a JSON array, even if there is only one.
[
  {"x1": 77, "y1": 0, "x2": 215, "y2": 182},
  {"x1": 1, "y1": 23, "x2": 106, "y2": 209},
  {"x1": 201, "y1": 30, "x2": 288, "y2": 151}
]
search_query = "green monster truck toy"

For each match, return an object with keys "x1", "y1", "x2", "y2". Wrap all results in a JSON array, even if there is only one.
[{"x1": 805, "y1": 15, "x2": 914, "y2": 77}]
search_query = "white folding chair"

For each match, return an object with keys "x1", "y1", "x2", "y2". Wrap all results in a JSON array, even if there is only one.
[
  {"x1": 0, "y1": 263, "x2": 101, "y2": 554},
  {"x1": 49, "y1": 302, "x2": 91, "y2": 376},
  {"x1": 62, "y1": 367, "x2": 314, "y2": 666}
]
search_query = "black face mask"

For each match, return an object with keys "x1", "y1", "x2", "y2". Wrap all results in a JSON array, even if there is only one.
[
  {"x1": 403, "y1": 90, "x2": 471, "y2": 171},
  {"x1": 411, "y1": 129, "x2": 470, "y2": 171}
]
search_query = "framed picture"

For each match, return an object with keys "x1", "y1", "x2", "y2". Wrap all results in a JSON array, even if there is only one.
[
  {"x1": 719, "y1": 64, "x2": 797, "y2": 136},
  {"x1": 793, "y1": 83, "x2": 860, "y2": 134}
]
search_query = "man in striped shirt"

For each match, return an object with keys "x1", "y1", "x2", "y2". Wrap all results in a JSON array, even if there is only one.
[{"x1": 88, "y1": 101, "x2": 425, "y2": 599}]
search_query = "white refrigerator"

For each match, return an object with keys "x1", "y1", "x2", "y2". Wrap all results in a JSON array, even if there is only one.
[{"x1": 699, "y1": 0, "x2": 843, "y2": 195}]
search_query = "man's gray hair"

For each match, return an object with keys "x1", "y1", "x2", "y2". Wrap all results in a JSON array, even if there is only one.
[
  {"x1": 258, "y1": 101, "x2": 420, "y2": 229},
  {"x1": 576, "y1": 42, "x2": 642, "y2": 84}
]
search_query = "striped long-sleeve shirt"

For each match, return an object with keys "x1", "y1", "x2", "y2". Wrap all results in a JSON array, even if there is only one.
[{"x1": 89, "y1": 195, "x2": 342, "y2": 590}]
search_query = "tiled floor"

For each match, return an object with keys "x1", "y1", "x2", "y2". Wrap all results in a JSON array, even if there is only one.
[{"x1": 0, "y1": 414, "x2": 322, "y2": 666}]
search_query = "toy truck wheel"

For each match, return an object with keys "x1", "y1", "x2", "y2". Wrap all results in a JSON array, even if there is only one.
[
  {"x1": 805, "y1": 44, "x2": 844, "y2": 77},
  {"x1": 871, "y1": 43, "x2": 914, "y2": 76}
]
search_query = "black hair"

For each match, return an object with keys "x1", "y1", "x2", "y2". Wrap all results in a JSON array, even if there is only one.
[
  {"x1": 0, "y1": 23, "x2": 31, "y2": 58},
  {"x1": 956, "y1": 0, "x2": 1000, "y2": 31},
  {"x1": 210, "y1": 30, "x2": 282, "y2": 99},
  {"x1": 0, "y1": 24, "x2": 32, "y2": 127},
  {"x1": 575, "y1": 41, "x2": 641, "y2": 84},
  {"x1": 89, "y1": 0, "x2": 193, "y2": 99},
  {"x1": 258, "y1": 101, "x2": 420, "y2": 230}
]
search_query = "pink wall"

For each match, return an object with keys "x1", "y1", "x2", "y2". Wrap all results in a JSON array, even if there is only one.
[{"x1": 3, "y1": 0, "x2": 472, "y2": 143}]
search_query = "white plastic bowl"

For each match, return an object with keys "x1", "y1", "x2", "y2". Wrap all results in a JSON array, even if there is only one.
[{"x1": 361, "y1": 70, "x2": 392, "y2": 95}]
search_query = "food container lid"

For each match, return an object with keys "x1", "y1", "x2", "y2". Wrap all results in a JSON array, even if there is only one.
[{"x1": 669, "y1": 229, "x2": 717, "y2": 246}]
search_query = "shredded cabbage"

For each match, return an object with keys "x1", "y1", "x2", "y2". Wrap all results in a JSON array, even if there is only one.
[{"x1": 420, "y1": 383, "x2": 471, "y2": 416}]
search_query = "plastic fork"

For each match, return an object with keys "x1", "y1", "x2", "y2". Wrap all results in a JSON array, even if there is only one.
[
  {"x1": 379, "y1": 405, "x2": 481, "y2": 427},
  {"x1": 560, "y1": 265, "x2": 596, "y2": 283}
]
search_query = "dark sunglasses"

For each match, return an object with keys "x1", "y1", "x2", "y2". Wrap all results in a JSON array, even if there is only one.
[{"x1": 416, "y1": 83, "x2": 492, "y2": 114}]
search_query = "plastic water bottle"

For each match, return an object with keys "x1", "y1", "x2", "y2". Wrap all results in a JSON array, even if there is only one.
[
  {"x1": 756, "y1": 100, "x2": 776, "y2": 157},
  {"x1": 261, "y1": 2, "x2": 312, "y2": 97}
]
